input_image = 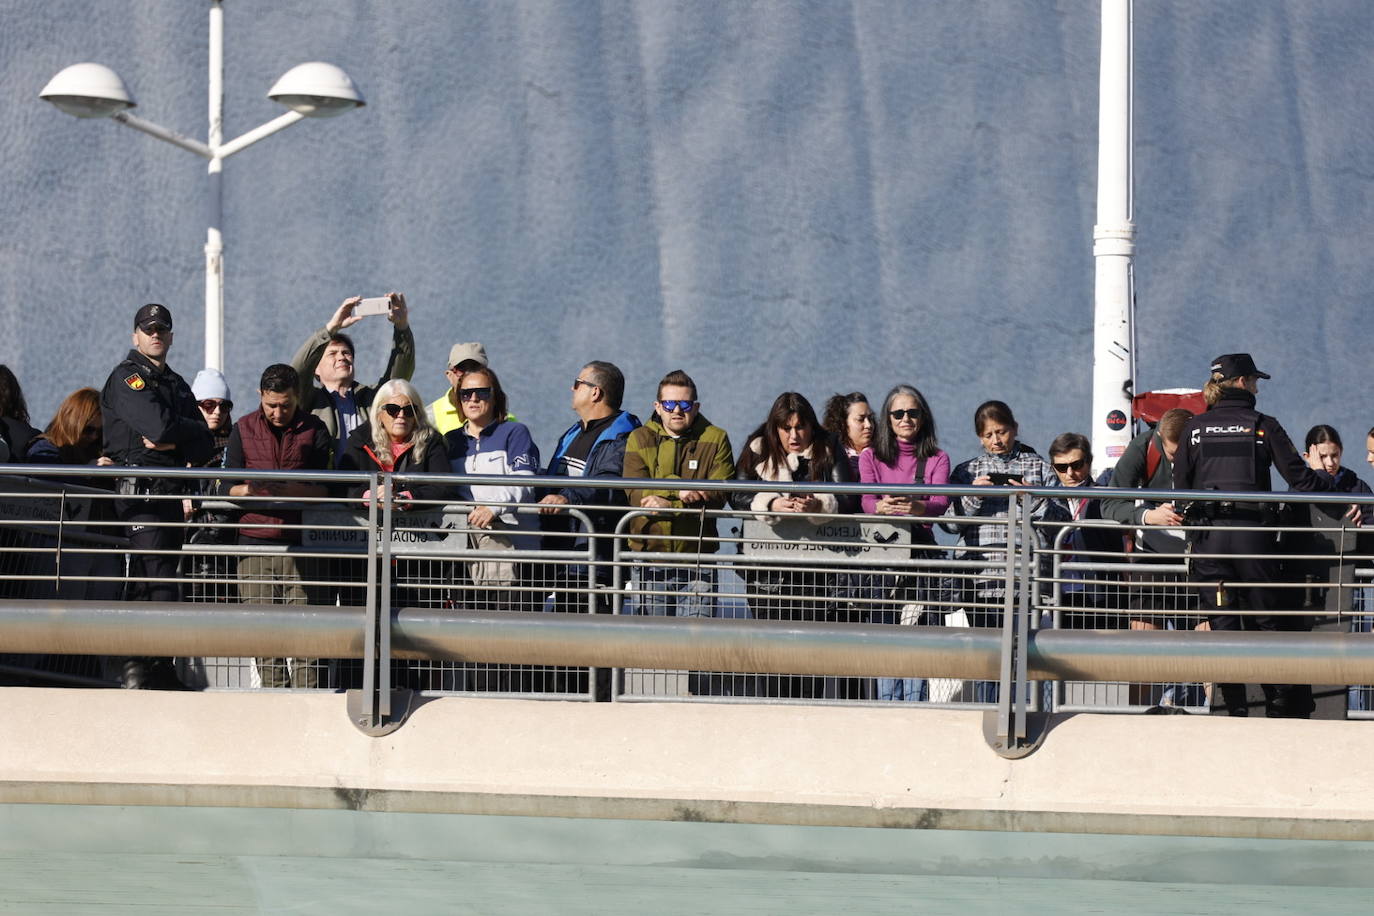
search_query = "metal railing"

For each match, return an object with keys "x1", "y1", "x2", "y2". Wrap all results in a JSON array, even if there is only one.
[{"x1": 3, "y1": 465, "x2": 1374, "y2": 752}]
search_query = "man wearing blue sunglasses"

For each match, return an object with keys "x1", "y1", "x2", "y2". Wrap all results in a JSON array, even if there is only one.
[{"x1": 622, "y1": 370, "x2": 736, "y2": 693}]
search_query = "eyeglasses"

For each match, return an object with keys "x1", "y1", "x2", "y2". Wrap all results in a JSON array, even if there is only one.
[
  {"x1": 199, "y1": 399, "x2": 232, "y2": 413},
  {"x1": 1052, "y1": 458, "x2": 1089, "y2": 473},
  {"x1": 138, "y1": 323, "x2": 171, "y2": 336},
  {"x1": 572, "y1": 377, "x2": 599, "y2": 391},
  {"x1": 658, "y1": 399, "x2": 695, "y2": 414},
  {"x1": 380, "y1": 403, "x2": 416, "y2": 418},
  {"x1": 458, "y1": 387, "x2": 492, "y2": 402},
  {"x1": 889, "y1": 409, "x2": 921, "y2": 421}
]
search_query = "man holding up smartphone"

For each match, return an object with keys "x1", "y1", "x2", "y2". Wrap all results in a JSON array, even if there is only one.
[{"x1": 290, "y1": 292, "x2": 414, "y2": 461}]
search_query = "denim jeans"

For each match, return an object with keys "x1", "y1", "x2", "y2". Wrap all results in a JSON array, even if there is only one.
[
  {"x1": 877, "y1": 676, "x2": 927, "y2": 701},
  {"x1": 1349, "y1": 588, "x2": 1373, "y2": 711},
  {"x1": 636, "y1": 563, "x2": 716, "y2": 618}
]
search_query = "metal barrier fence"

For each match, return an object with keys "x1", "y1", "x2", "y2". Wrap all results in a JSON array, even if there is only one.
[{"x1": 4, "y1": 464, "x2": 1374, "y2": 740}]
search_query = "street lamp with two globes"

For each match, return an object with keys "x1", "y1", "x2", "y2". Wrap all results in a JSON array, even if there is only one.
[{"x1": 40, "y1": 0, "x2": 366, "y2": 371}]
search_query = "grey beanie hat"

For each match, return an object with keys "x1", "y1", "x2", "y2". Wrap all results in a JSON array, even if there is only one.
[{"x1": 191, "y1": 368, "x2": 232, "y2": 402}]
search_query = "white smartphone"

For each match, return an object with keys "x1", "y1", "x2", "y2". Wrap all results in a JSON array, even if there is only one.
[{"x1": 353, "y1": 296, "x2": 390, "y2": 317}]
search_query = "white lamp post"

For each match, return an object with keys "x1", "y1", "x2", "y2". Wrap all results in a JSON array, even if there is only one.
[
  {"x1": 40, "y1": 0, "x2": 365, "y2": 372},
  {"x1": 1091, "y1": 0, "x2": 1136, "y2": 475}
]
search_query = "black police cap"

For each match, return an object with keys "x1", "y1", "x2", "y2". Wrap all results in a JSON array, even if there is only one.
[
  {"x1": 1210, "y1": 353, "x2": 1270, "y2": 381},
  {"x1": 134, "y1": 303, "x2": 173, "y2": 332}
]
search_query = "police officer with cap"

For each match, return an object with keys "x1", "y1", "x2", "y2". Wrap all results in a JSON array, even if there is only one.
[
  {"x1": 1172, "y1": 353, "x2": 1336, "y2": 717},
  {"x1": 101, "y1": 304, "x2": 213, "y2": 685}
]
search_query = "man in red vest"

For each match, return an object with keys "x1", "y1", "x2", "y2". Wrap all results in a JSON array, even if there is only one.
[{"x1": 219, "y1": 364, "x2": 332, "y2": 688}]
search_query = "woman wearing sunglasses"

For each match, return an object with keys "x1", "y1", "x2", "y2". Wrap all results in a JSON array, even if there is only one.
[
  {"x1": 337, "y1": 379, "x2": 451, "y2": 506},
  {"x1": 445, "y1": 367, "x2": 542, "y2": 613},
  {"x1": 858, "y1": 384, "x2": 950, "y2": 701}
]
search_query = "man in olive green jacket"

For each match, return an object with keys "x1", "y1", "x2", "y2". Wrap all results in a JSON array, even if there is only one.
[
  {"x1": 621, "y1": 369, "x2": 735, "y2": 620},
  {"x1": 290, "y1": 293, "x2": 415, "y2": 463}
]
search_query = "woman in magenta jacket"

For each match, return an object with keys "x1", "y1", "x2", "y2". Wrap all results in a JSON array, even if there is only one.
[{"x1": 858, "y1": 383, "x2": 950, "y2": 701}]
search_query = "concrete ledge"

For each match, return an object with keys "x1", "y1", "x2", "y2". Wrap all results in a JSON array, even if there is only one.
[{"x1": 1, "y1": 688, "x2": 1372, "y2": 840}]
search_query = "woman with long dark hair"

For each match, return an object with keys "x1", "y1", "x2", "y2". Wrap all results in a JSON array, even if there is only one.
[
  {"x1": 822, "y1": 391, "x2": 874, "y2": 478},
  {"x1": 732, "y1": 392, "x2": 855, "y2": 697},
  {"x1": 859, "y1": 384, "x2": 951, "y2": 701},
  {"x1": 0, "y1": 365, "x2": 39, "y2": 462}
]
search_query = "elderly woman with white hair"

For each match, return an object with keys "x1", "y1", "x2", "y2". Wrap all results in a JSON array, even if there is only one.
[{"x1": 336, "y1": 378, "x2": 452, "y2": 506}]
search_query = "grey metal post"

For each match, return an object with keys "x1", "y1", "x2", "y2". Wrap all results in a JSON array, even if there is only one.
[
  {"x1": 1016, "y1": 491, "x2": 1035, "y2": 729},
  {"x1": 359, "y1": 472, "x2": 380, "y2": 720},
  {"x1": 1051, "y1": 525, "x2": 1067, "y2": 710},
  {"x1": 378, "y1": 475, "x2": 395, "y2": 718},
  {"x1": 995, "y1": 492, "x2": 1019, "y2": 741}
]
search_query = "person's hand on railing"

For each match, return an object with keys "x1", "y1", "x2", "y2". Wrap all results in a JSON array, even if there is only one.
[
  {"x1": 640, "y1": 494, "x2": 674, "y2": 511},
  {"x1": 1142, "y1": 503, "x2": 1184, "y2": 526},
  {"x1": 141, "y1": 437, "x2": 175, "y2": 452},
  {"x1": 361, "y1": 482, "x2": 412, "y2": 511},
  {"x1": 874, "y1": 495, "x2": 927, "y2": 516},
  {"x1": 973, "y1": 474, "x2": 1024, "y2": 487},
  {"x1": 95, "y1": 455, "x2": 114, "y2": 467},
  {"x1": 467, "y1": 505, "x2": 496, "y2": 529},
  {"x1": 768, "y1": 494, "x2": 821, "y2": 513},
  {"x1": 1346, "y1": 504, "x2": 1363, "y2": 527},
  {"x1": 538, "y1": 493, "x2": 569, "y2": 515},
  {"x1": 678, "y1": 489, "x2": 709, "y2": 505}
]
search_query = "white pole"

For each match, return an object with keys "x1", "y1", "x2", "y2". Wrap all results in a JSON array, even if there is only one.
[
  {"x1": 1090, "y1": 0, "x2": 1136, "y2": 476},
  {"x1": 205, "y1": 0, "x2": 225, "y2": 372}
]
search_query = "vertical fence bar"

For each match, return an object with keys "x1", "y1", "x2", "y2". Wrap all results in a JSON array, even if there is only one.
[
  {"x1": 611, "y1": 517, "x2": 627, "y2": 700},
  {"x1": 379, "y1": 473, "x2": 395, "y2": 717},
  {"x1": 1016, "y1": 493, "x2": 1036, "y2": 737},
  {"x1": 996, "y1": 492, "x2": 1020, "y2": 740},
  {"x1": 360, "y1": 472, "x2": 380, "y2": 724},
  {"x1": 586, "y1": 520, "x2": 600, "y2": 701},
  {"x1": 1051, "y1": 524, "x2": 1066, "y2": 712}
]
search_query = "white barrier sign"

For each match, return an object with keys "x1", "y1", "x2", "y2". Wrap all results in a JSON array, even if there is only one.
[
  {"x1": 735, "y1": 517, "x2": 911, "y2": 559},
  {"x1": 302, "y1": 507, "x2": 470, "y2": 555}
]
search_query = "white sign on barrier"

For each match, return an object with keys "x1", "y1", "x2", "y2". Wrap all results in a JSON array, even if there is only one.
[
  {"x1": 301, "y1": 507, "x2": 470, "y2": 555},
  {"x1": 734, "y1": 517, "x2": 911, "y2": 559}
]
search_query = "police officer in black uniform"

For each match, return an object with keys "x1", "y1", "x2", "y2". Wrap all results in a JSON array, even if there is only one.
[
  {"x1": 1172, "y1": 353, "x2": 1335, "y2": 717},
  {"x1": 101, "y1": 304, "x2": 213, "y2": 685}
]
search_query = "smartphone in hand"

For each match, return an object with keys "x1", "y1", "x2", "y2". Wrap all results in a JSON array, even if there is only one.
[{"x1": 353, "y1": 296, "x2": 391, "y2": 317}]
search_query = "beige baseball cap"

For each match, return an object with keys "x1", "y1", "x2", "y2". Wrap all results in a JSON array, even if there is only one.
[{"x1": 447, "y1": 342, "x2": 488, "y2": 369}]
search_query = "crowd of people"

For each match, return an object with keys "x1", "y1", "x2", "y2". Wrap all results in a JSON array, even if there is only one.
[{"x1": 0, "y1": 298, "x2": 1370, "y2": 714}]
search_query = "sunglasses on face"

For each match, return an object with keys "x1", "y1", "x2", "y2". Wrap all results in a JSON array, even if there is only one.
[
  {"x1": 380, "y1": 403, "x2": 416, "y2": 418},
  {"x1": 1052, "y1": 458, "x2": 1089, "y2": 473},
  {"x1": 889, "y1": 409, "x2": 921, "y2": 421},
  {"x1": 199, "y1": 399, "x2": 232, "y2": 413},
  {"x1": 572, "y1": 378, "x2": 599, "y2": 391},
  {"x1": 459, "y1": 387, "x2": 493, "y2": 402},
  {"x1": 658, "y1": 399, "x2": 695, "y2": 414}
]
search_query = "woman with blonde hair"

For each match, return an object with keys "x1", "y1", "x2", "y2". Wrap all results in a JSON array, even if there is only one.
[{"x1": 337, "y1": 379, "x2": 451, "y2": 505}]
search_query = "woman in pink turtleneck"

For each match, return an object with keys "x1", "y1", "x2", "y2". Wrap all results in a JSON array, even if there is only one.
[
  {"x1": 858, "y1": 383, "x2": 950, "y2": 702},
  {"x1": 858, "y1": 384, "x2": 950, "y2": 539}
]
